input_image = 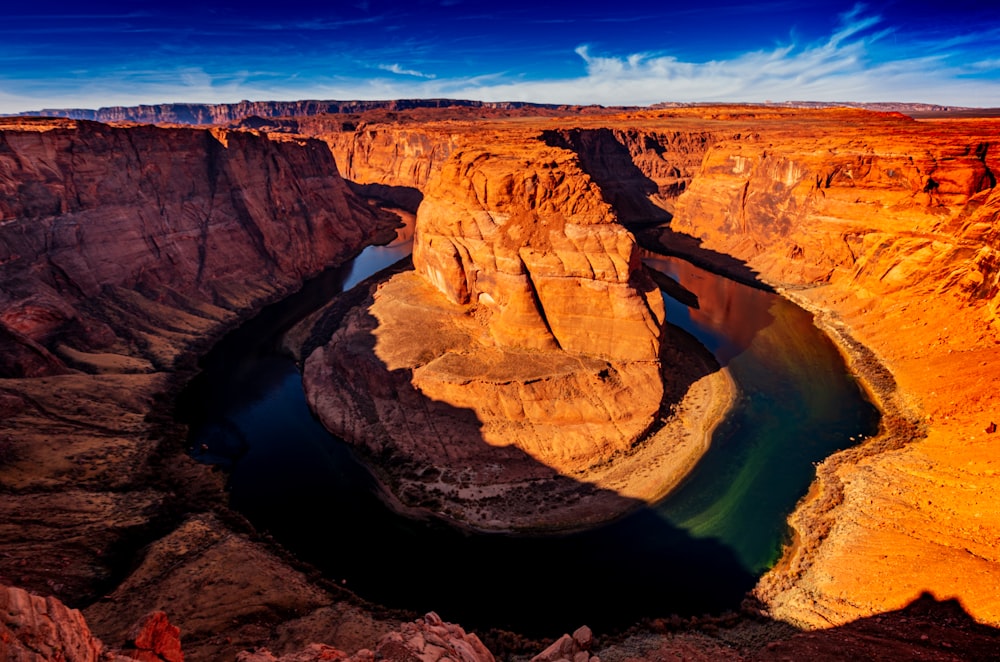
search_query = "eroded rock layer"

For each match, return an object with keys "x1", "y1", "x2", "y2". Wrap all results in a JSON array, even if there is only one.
[
  {"x1": 0, "y1": 117, "x2": 401, "y2": 660},
  {"x1": 301, "y1": 106, "x2": 1000, "y2": 629},
  {"x1": 299, "y1": 131, "x2": 708, "y2": 531},
  {"x1": 4, "y1": 104, "x2": 1000, "y2": 659},
  {"x1": 635, "y1": 108, "x2": 1000, "y2": 629},
  {"x1": 412, "y1": 141, "x2": 665, "y2": 360}
]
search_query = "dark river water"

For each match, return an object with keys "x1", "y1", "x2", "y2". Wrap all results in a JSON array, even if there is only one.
[{"x1": 177, "y1": 228, "x2": 879, "y2": 636}]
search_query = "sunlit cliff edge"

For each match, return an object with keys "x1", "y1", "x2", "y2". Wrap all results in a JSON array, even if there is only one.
[{"x1": 1, "y1": 104, "x2": 999, "y2": 660}]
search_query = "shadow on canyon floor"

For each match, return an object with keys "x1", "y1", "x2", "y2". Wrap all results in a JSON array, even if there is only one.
[
  {"x1": 739, "y1": 592, "x2": 1000, "y2": 660},
  {"x1": 179, "y1": 257, "x2": 758, "y2": 638}
]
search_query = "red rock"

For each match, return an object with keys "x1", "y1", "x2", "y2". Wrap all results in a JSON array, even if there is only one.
[
  {"x1": 0, "y1": 118, "x2": 397, "y2": 375},
  {"x1": 127, "y1": 611, "x2": 182, "y2": 662},
  {"x1": 0, "y1": 582, "x2": 104, "y2": 662}
]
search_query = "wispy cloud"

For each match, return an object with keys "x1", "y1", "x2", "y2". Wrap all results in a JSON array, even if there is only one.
[
  {"x1": 2, "y1": 8, "x2": 998, "y2": 113},
  {"x1": 377, "y1": 63, "x2": 436, "y2": 79}
]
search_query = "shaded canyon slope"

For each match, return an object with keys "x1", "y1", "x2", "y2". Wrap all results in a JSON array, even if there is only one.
[
  {"x1": 0, "y1": 117, "x2": 402, "y2": 659},
  {"x1": 2, "y1": 104, "x2": 1000, "y2": 660}
]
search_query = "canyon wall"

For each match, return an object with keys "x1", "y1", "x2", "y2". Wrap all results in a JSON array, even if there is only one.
[
  {"x1": 325, "y1": 126, "x2": 461, "y2": 205},
  {"x1": 17, "y1": 99, "x2": 612, "y2": 126},
  {"x1": 668, "y1": 111, "x2": 1000, "y2": 312},
  {"x1": 541, "y1": 127, "x2": 719, "y2": 223},
  {"x1": 300, "y1": 130, "x2": 698, "y2": 531},
  {"x1": 0, "y1": 118, "x2": 395, "y2": 375},
  {"x1": 0, "y1": 117, "x2": 400, "y2": 659},
  {"x1": 4, "y1": 105, "x2": 1000, "y2": 657},
  {"x1": 648, "y1": 110, "x2": 1000, "y2": 629}
]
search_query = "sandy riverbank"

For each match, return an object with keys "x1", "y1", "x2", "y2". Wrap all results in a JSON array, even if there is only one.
[{"x1": 754, "y1": 283, "x2": 1000, "y2": 629}]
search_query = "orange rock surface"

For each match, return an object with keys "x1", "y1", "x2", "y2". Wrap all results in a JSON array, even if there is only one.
[
  {"x1": 413, "y1": 139, "x2": 664, "y2": 359},
  {"x1": 3, "y1": 103, "x2": 1000, "y2": 658},
  {"x1": 299, "y1": 127, "x2": 737, "y2": 531},
  {"x1": 643, "y1": 109, "x2": 1000, "y2": 629},
  {"x1": 305, "y1": 106, "x2": 1000, "y2": 629}
]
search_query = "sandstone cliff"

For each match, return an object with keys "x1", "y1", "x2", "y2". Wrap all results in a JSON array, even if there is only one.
[
  {"x1": 645, "y1": 109, "x2": 1000, "y2": 629},
  {"x1": 412, "y1": 141, "x2": 665, "y2": 360},
  {"x1": 0, "y1": 117, "x2": 400, "y2": 659},
  {"x1": 0, "y1": 118, "x2": 395, "y2": 375},
  {"x1": 17, "y1": 99, "x2": 614, "y2": 126},
  {"x1": 5, "y1": 104, "x2": 1000, "y2": 658},
  {"x1": 299, "y1": 129, "x2": 740, "y2": 532}
]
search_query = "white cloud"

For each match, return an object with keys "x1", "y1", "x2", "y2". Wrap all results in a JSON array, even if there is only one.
[
  {"x1": 2, "y1": 9, "x2": 999, "y2": 114},
  {"x1": 376, "y1": 63, "x2": 436, "y2": 79}
]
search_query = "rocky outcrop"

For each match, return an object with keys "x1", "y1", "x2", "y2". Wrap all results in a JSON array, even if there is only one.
[
  {"x1": 297, "y1": 130, "x2": 734, "y2": 532},
  {"x1": 0, "y1": 117, "x2": 397, "y2": 375},
  {"x1": 125, "y1": 612, "x2": 184, "y2": 662},
  {"x1": 413, "y1": 141, "x2": 664, "y2": 360},
  {"x1": 237, "y1": 612, "x2": 494, "y2": 661},
  {"x1": 530, "y1": 625, "x2": 597, "y2": 662},
  {"x1": 0, "y1": 582, "x2": 107, "y2": 661},
  {"x1": 0, "y1": 117, "x2": 400, "y2": 660},
  {"x1": 0, "y1": 582, "x2": 184, "y2": 662}
]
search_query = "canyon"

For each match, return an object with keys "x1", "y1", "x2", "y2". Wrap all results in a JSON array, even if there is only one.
[{"x1": 1, "y1": 102, "x2": 999, "y2": 660}]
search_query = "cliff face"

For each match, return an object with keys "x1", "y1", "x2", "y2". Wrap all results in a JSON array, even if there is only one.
[
  {"x1": 298, "y1": 130, "x2": 727, "y2": 532},
  {"x1": 651, "y1": 110, "x2": 1000, "y2": 629},
  {"x1": 4, "y1": 105, "x2": 1000, "y2": 656},
  {"x1": 18, "y1": 99, "x2": 609, "y2": 126},
  {"x1": 325, "y1": 125, "x2": 461, "y2": 203},
  {"x1": 668, "y1": 112, "x2": 999, "y2": 313},
  {"x1": 413, "y1": 139, "x2": 665, "y2": 360},
  {"x1": 0, "y1": 118, "x2": 395, "y2": 376},
  {"x1": 541, "y1": 127, "x2": 719, "y2": 223},
  {"x1": 0, "y1": 117, "x2": 400, "y2": 659}
]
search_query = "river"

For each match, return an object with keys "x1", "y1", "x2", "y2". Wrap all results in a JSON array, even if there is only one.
[{"x1": 176, "y1": 226, "x2": 879, "y2": 636}]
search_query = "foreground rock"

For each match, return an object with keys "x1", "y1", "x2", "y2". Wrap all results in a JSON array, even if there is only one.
[
  {"x1": 0, "y1": 582, "x2": 183, "y2": 661},
  {"x1": 301, "y1": 133, "x2": 734, "y2": 530},
  {"x1": 0, "y1": 117, "x2": 401, "y2": 660},
  {"x1": 238, "y1": 612, "x2": 494, "y2": 662}
]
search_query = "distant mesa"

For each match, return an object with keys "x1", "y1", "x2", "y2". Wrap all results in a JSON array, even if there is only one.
[{"x1": 12, "y1": 98, "x2": 629, "y2": 125}]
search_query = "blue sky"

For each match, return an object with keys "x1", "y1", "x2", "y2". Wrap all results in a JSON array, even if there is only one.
[{"x1": 2, "y1": 1, "x2": 999, "y2": 113}]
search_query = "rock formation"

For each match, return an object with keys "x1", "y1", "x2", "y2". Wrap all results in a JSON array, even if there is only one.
[
  {"x1": 0, "y1": 582, "x2": 183, "y2": 662},
  {"x1": 237, "y1": 612, "x2": 494, "y2": 662},
  {"x1": 16, "y1": 99, "x2": 621, "y2": 126},
  {"x1": 3, "y1": 103, "x2": 1000, "y2": 659},
  {"x1": 299, "y1": 128, "x2": 736, "y2": 530},
  {"x1": 643, "y1": 109, "x2": 1000, "y2": 629},
  {"x1": 0, "y1": 117, "x2": 398, "y2": 376},
  {"x1": 0, "y1": 117, "x2": 401, "y2": 659}
]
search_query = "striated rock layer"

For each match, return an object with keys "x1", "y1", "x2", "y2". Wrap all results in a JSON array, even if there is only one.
[
  {"x1": 4, "y1": 104, "x2": 1000, "y2": 658},
  {"x1": 300, "y1": 129, "x2": 737, "y2": 531},
  {"x1": 308, "y1": 106, "x2": 1000, "y2": 628},
  {"x1": 0, "y1": 117, "x2": 401, "y2": 660},
  {"x1": 646, "y1": 109, "x2": 1000, "y2": 629}
]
